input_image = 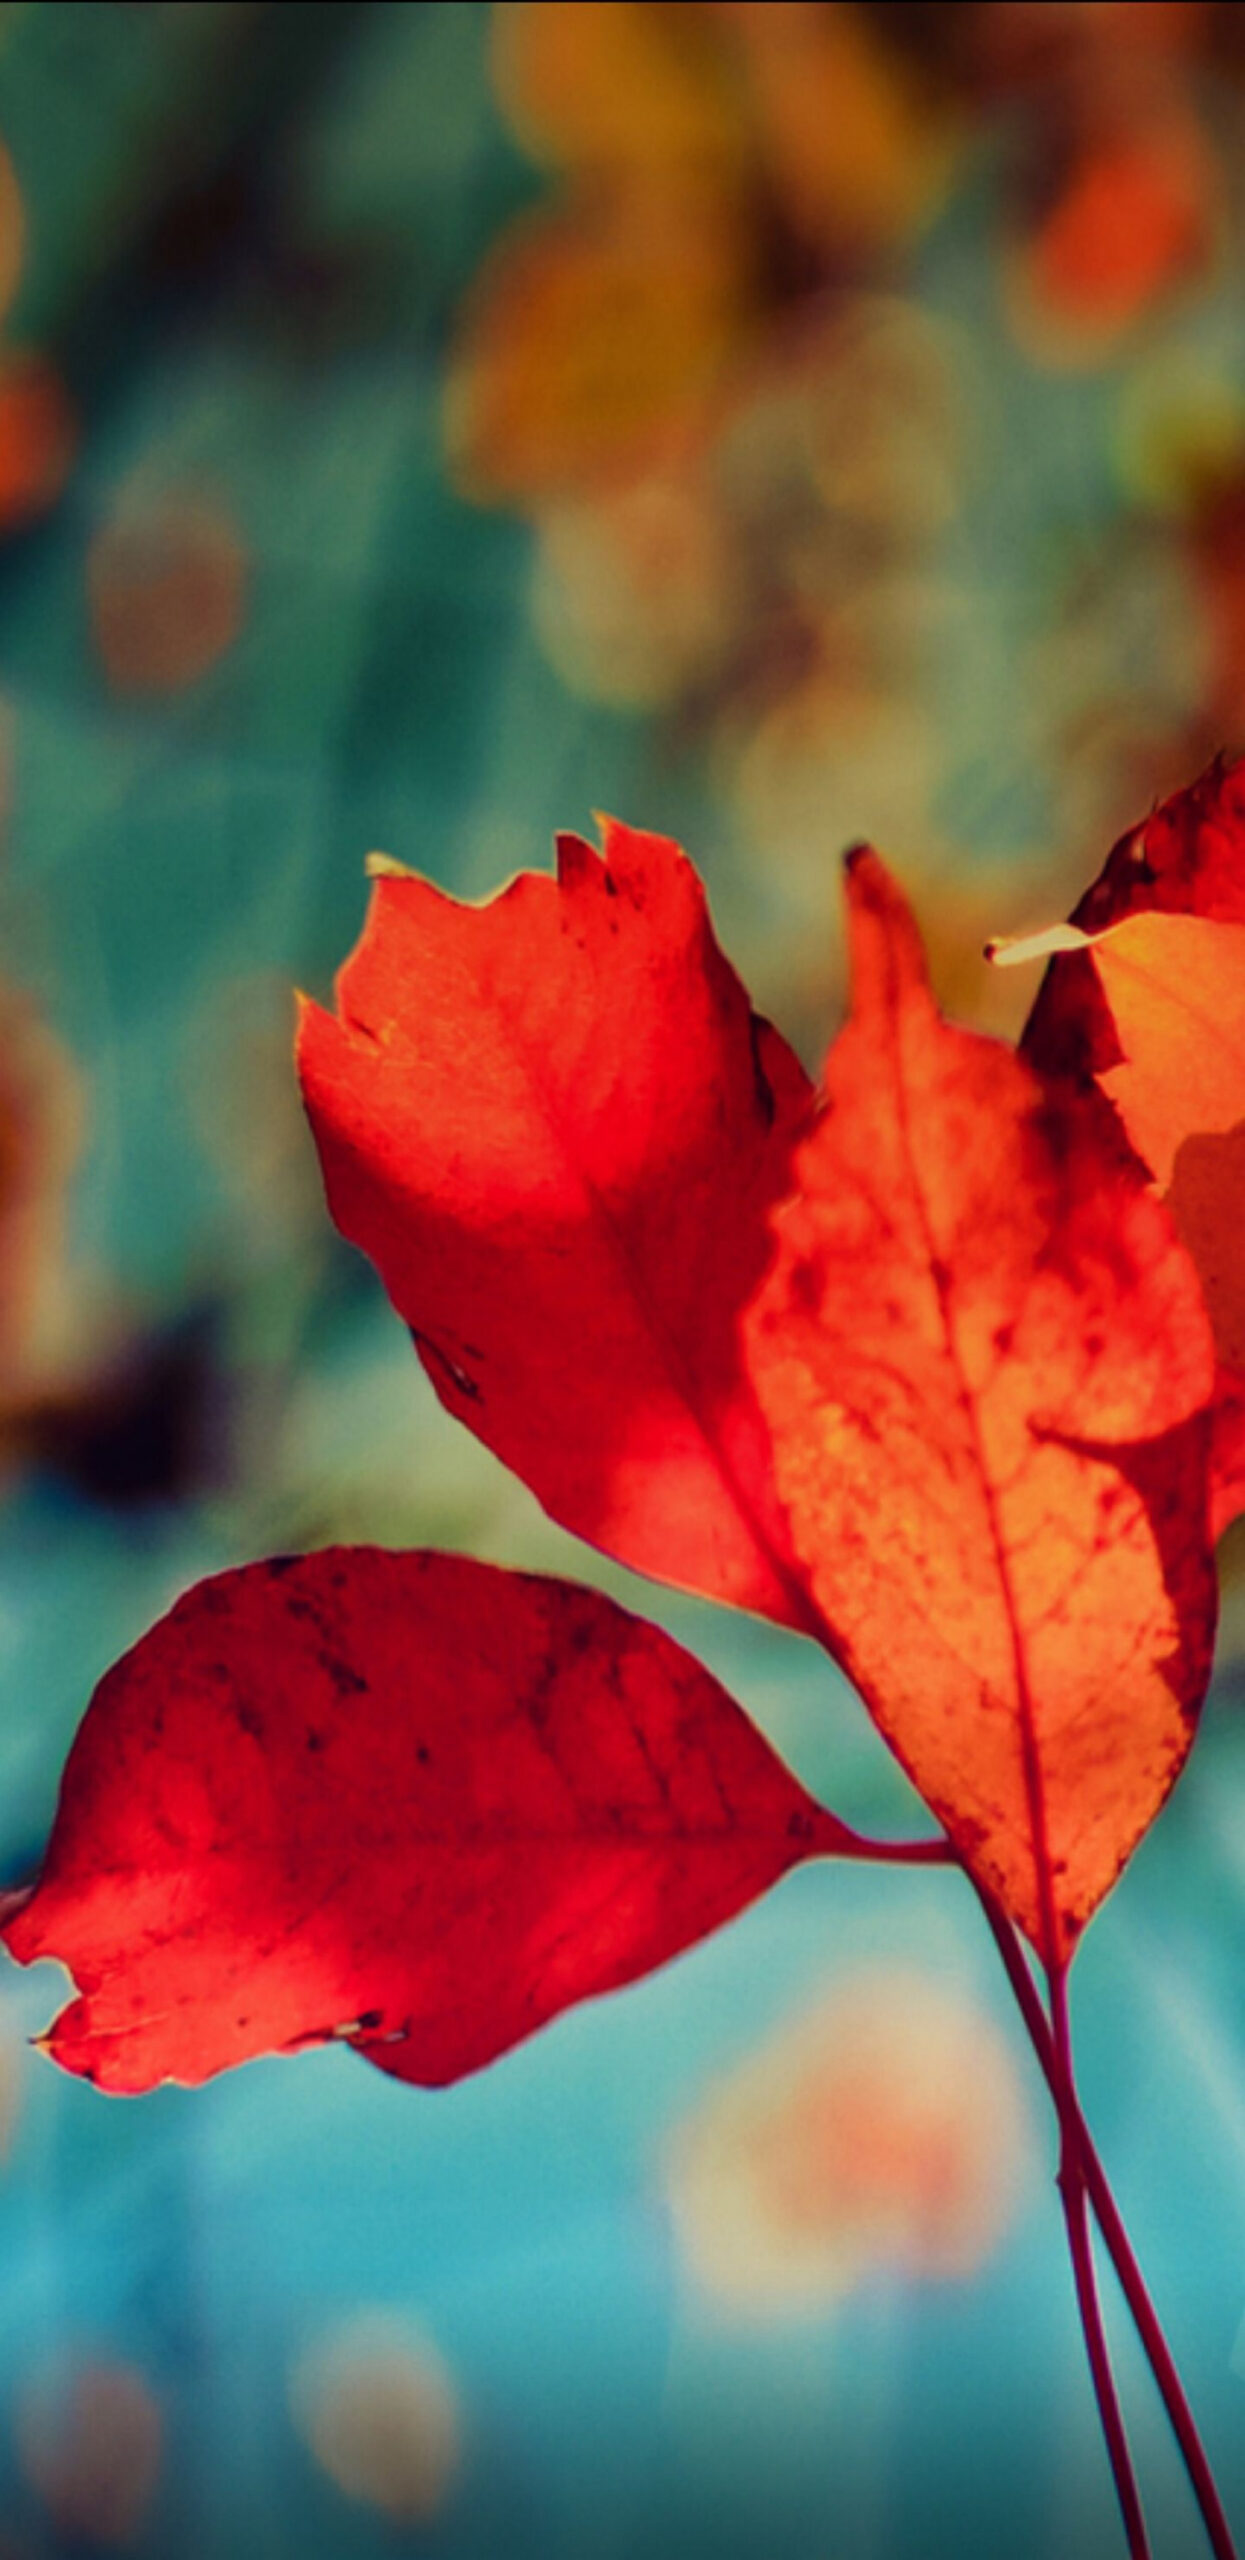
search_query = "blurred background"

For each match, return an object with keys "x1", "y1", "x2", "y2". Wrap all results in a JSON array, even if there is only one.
[{"x1": 0, "y1": 3, "x2": 1238, "y2": 2553}]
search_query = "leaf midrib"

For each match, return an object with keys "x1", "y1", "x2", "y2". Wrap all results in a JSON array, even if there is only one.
[{"x1": 883, "y1": 983, "x2": 1061, "y2": 1968}]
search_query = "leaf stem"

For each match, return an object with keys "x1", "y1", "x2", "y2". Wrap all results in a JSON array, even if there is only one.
[
  {"x1": 846, "y1": 1831, "x2": 954, "y2": 1865},
  {"x1": 1047, "y1": 1960, "x2": 1151, "y2": 2559},
  {"x1": 975, "y1": 1885, "x2": 1239, "y2": 2560}
]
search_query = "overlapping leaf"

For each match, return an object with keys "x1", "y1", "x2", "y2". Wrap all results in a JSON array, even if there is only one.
[
  {"x1": 0, "y1": 1550, "x2": 851, "y2": 2092},
  {"x1": 1020, "y1": 755, "x2": 1245, "y2": 1535},
  {"x1": 297, "y1": 820, "x2": 816, "y2": 1629},
  {"x1": 745, "y1": 851, "x2": 1217, "y2": 1962}
]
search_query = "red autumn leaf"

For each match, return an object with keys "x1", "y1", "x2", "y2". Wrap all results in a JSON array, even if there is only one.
[
  {"x1": 1019, "y1": 755, "x2": 1245, "y2": 1538},
  {"x1": 296, "y1": 819, "x2": 816, "y2": 1628},
  {"x1": 0, "y1": 1548, "x2": 852, "y2": 2093},
  {"x1": 743, "y1": 849, "x2": 1217, "y2": 1964}
]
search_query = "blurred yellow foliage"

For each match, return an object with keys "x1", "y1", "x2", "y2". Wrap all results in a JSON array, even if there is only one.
[
  {"x1": 450, "y1": 2, "x2": 953, "y2": 504},
  {"x1": 0, "y1": 982, "x2": 83, "y2": 1399},
  {"x1": 449, "y1": 192, "x2": 752, "y2": 501},
  {"x1": 494, "y1": 0, "x2": 746, "y2": 181}
]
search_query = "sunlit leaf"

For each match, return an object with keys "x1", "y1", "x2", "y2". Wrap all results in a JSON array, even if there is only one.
[
  {"x1": 1020, "y1": 754, "x2": 1245, "y2": 1536},
  {"x1": 745, "y1": 849, "x2": 1217, "y2": 1961},
  {"x1": 297, "y1": 820, "x2": 816, "y2": 1629}
]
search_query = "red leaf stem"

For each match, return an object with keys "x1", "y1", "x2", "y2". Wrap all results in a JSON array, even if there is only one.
[
  {"x1": 976, "y1": 1885, "x2": 1239, "y2": 2560},
  {"x1": 1049, "y1": 1961, "x2": 1151, "y2": 2560}
]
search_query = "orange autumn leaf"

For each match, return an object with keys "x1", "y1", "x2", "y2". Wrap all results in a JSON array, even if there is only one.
[
  {"x1": 1030, "y1": 912, "x2": 1245, "y2": 1504},
  {"x1": 1019, "y1": 755, "x2": 1245, "y2": 1536},
  {"x1": 2, "y1": 1551, "x2": 852, "y2": 2092},
  {"x1": 744, "y1": 849, "x2": 1217, "y2": 1962},
  {"x1": 1047, "y1": 913, "x2": 1245, "y2": 1195},
  {"x1": 297, "y1": 819, "x2": 816, "y2": 1631}
]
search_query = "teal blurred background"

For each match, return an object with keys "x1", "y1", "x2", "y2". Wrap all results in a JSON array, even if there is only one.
[{"x1": 0, "y1": 4, "x2": 1238, "y2": 2552}]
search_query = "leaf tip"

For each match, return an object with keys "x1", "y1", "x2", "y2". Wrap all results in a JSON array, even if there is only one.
[
  {"x1": 841, "y1": 844, "x2": 903, "y2": 906},
  {"x1": 364, "y1": 851, "x2": 416, "y2": 882},
  {"x1": 840, "y1": 845, "x2": 929, "y2": 996},
  {"x1": 586, "y1": 811, "x2": 636, "y2": 877},
  {"x1": 292, "y1": 987, "x2": 337, "y2": 1086},
  {"x1": 842, "y1": 840, "x2": 882, "y2": 881}
]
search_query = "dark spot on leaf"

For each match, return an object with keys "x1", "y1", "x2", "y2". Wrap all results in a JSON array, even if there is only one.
[
  {"x1": 318, "y1": 1652, "x2": 367, "y2": 1698},
  {"x1": 749, "y1": 1014, "x2": 776, "y2": 1127},
  {"x1": 412, "y1": 1329, "x2": 481, "y2": 1404}
]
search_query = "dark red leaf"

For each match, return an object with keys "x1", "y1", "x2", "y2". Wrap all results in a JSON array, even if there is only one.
[{"x1": 1, "y1": 1550, "x2": 850, "y2": 2092}]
